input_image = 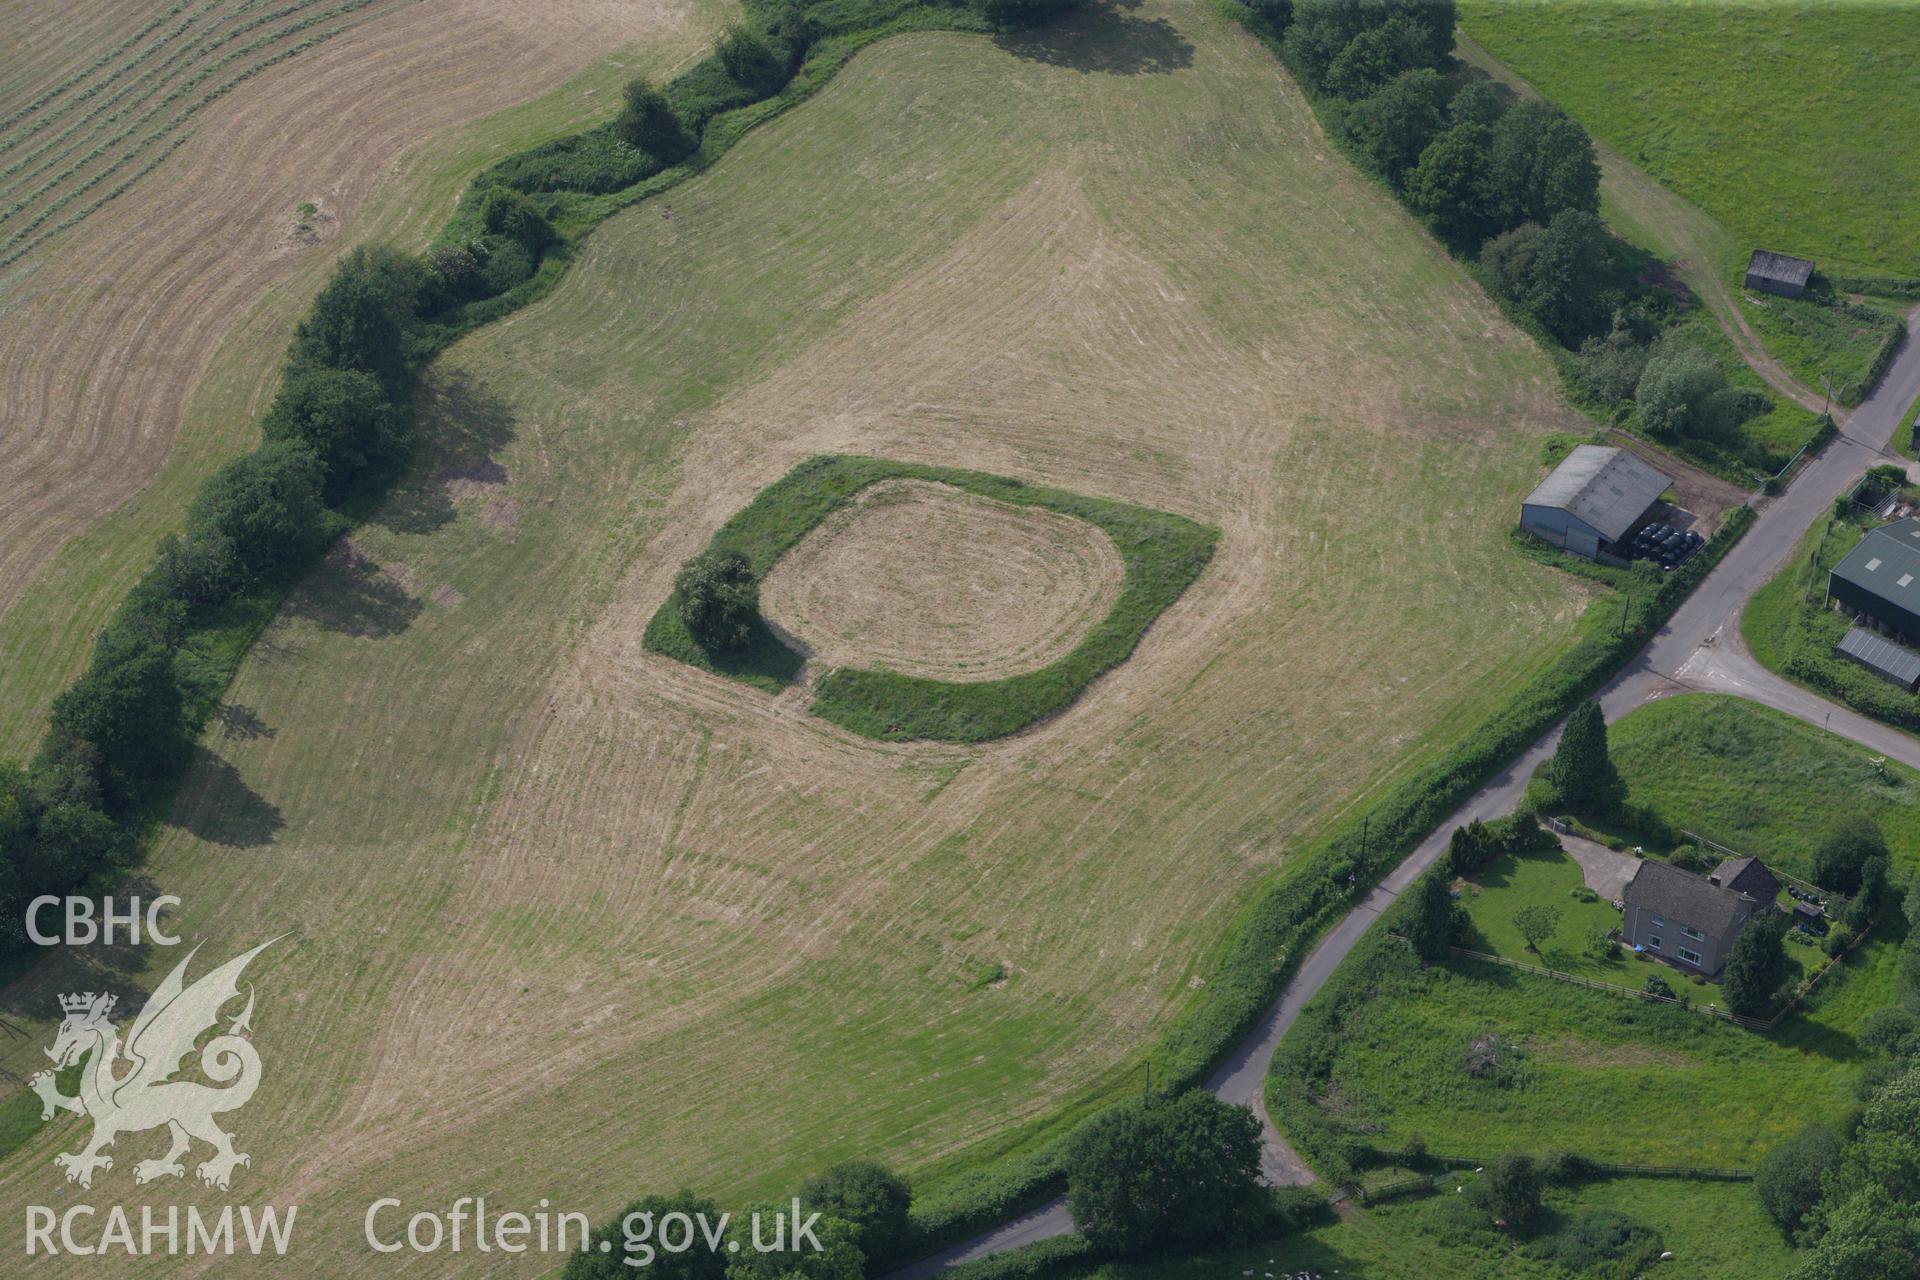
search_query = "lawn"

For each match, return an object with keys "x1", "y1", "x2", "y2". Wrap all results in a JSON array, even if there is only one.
[
  {"x1": 1459, "y1": 1, "x2": 1920, "y2": 280},
  {"x1": 1455, "y1": 845, "x2": 1626, "y2": 981},
  {"x1": 1079, "y1": 1175, "x2": 1793, "y2": 1280},
  {"x1": 0, "y1": 4, "x2": 1601, "y2": 1271}
]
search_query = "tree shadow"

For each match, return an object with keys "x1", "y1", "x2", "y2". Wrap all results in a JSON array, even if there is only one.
[
  {"x1": 0, "y1": 875, "x2": 170, "y2": 1055},
  {"x1": 372, "y1": 366, "x2": 519, "y2": 536},
  {"x1": 210, "y1": 702, "x2": 275, "y2": 742},
  {"x1": 994, "y1": 0, "x2": 1194, "y2": 76},
  {"x1": 166, "y1": 747, "x2": 285, "y2": 849},
  {"x1": 282, "y1": 540, "x2": 424, "y2": 639}
]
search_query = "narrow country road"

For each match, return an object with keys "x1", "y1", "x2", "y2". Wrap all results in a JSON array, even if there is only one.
[
  {"x1": 889, "y1": 254, "x2": 1920, "y2": 1280},
  {"x1": 894, "y1": 36, "x2": 1920, "y2": 1278}
]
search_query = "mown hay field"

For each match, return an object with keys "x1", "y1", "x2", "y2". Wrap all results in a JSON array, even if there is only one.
[
  {"x1": 1, "y1": 3, "x2": 1596, "y2": 1273},
  {"x1": 0, "y1": 0, "x2": 731, "y2": 758},
  {"x1": 1459, "y1": 0, "x2": 1920, "y2": 279}
]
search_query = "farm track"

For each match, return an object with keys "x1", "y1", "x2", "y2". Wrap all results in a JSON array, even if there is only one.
[
  {"x1": 1453, "y1": 33, "x2": 1829, "y2": 419},
  {"x1": 0, "y1": 0, "x2": 727, "y2": 756}
]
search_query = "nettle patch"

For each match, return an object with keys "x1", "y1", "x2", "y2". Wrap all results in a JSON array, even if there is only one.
[{"x1": 644, "y1": 454, "x2": 1216, "y2": 742}]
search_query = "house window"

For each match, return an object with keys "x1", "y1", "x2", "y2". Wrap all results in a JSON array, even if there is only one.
[
  {"x1": 1678, "y1": 947, "x2": 1704, "y2": 966},
  {"x1": 1648, "y1": 935, "x2": 1662, "y2": 950},
  {"x1": 1650, "y1": 914, "x2": 1666, "y2": 928},
  {"x1": 1680, "y1": 924, "x2": 1705, "y2": 941}
]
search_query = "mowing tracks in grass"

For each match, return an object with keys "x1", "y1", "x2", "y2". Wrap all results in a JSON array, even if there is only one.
[{"x1": 644, "y1": 455, "x2": 1218, "y2": 742}]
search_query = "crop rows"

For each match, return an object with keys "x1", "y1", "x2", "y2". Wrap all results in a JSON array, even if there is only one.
[{"x1": 0, "y1": 0, "x2": 408, "y2": 268}]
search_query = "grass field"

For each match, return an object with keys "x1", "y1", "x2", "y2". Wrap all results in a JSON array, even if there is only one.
[
  {"x1": 1611, "y1": 693, "x2": 1920, "y2": 885},
  {"x1": 1081, "y1": 1175, "x2": 1794, "y2": 1280},
  {"x1": 1272, "y1": 691, "x2": 1907, "y2": 1197},
  {"x1": 0, "y1": 0, "x2": 731, "y2": 759},
  {"x1": 1459, "y1": 1, "x2": 1920, "y2": 414},
  {"x1": 1275, "y1": 936, "x2": 1883, "y2": 1171},
  {"x1": 1737, "y1": 291, "x2": 1903, "y2": 407},
  {"x1": 0, "y1": 4, "x2": 1602, "y2": 1273},
  {"x1": 1459, "y1": 1, "x2": 1920, "y2": 280}
]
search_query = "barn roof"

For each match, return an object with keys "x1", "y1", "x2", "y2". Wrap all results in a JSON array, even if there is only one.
[
  {"x1": 1747, "y1": 249, "x2": 1815, "y2": 288},
  {"x1": 1521, "y1": 445, "x2": 1673, "y2": 542},
  {"x1": 1837, "y1": 625, "x2": 1920, "y2": 689},
  {"x1": 1624, "y1": 859, "x2": 1758, "y2": 937},
  {"x1": 1831, "y1": 518, "x2": 1920, "y2": 619}
]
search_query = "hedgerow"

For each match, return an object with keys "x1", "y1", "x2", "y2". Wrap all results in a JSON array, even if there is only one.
[
  {"x1": 0, "y1": 0, "x2": 1077, "y2": 954},
  {"x1": 644, "y1": 456, "x2": 1218, "y2": 740}
]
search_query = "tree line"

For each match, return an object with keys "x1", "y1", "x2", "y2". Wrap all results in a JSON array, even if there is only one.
[
  {"x1": 0, "y1": 0, "x2": 1083, "y2": 953},
  {"x1": 1237, "y1": 0, "x2": 1771, "y2": 460}
]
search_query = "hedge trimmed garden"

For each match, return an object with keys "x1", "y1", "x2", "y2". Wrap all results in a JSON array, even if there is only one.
[{"x1": 643, "y1": 455, "x2": 1218, "y2": 742}]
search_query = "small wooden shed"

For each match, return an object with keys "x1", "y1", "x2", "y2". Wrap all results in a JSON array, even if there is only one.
[{"x1": 1745, "y1": 249, "x2": 1815, "y2": 299}]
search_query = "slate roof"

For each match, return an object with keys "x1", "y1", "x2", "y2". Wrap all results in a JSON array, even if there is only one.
[
  {"x1": 1747, "y1": 249, "x2": 1815, "y2": 289},
  {"x1": 1709, "y1": 856, "x2": 1780, "y2": 905},
  {"x1": 1838, "y1": 625, "x2": 1920, "y2": 689},
  {"x1": 1831, "y1": 518, "x2": 1920, "y2": 620},
  {"x1": 1521, "y1": 445, "x2": 1674, "y2": 543},
  {"x1": 1624, "y1": 859, "x2": 1758, "y2": 937}
]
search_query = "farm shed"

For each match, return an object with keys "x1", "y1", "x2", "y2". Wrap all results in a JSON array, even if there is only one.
[
  {"x1": 1520, "y1": 445, "x2": 1673, "y2": 563},
  {"x1": 1837, "y1": 625, "x2": 1920, "y2": 693},
  {"x1": 1828, "y1": 518, "x2": 1920, "y2": 642},
  {"x1": 1745, "y1": 249, "x2": 1815, "y2": 299}
]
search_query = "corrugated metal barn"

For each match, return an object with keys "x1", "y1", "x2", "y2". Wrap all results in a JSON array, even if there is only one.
[
  {"x1": 1838, "y1": 626, "x2": 1920, "y2": 693},
  {"x1": 1520, "y1": 445, "x2": 1674, "y2": 563},
  {"x1": 1829, "y1": 518, "x2": 1920, "y2": 642}
]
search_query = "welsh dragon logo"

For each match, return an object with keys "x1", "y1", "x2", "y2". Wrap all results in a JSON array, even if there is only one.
[{"x1": 30, "y1": 938, "x2": 277, "y2": 1191}]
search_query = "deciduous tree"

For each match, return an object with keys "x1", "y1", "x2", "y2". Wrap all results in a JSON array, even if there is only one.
[
  {"x1": 1064, "y1": 1091, "x2": 1265, "y2": 1256},
  {"x1": 675, "y1": 551, "x2": 761, "y2": 652},
  {"x1": 618, "y1": 79, "x2": 694, "y2": 166},
  {"x1": 1512, "y1": 905, "x2": 1561, "y2": 955},
  {"x1": 798, "y1": 1161, "x2": 911, "y2": 1272},
  {"x1": 1722, "y1": 913, "x2": 1789, "y2": 1017}
]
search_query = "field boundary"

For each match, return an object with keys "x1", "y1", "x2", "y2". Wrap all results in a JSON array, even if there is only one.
[
  {"x1": 1357, "y1": 1158, "x2": 1753, "y2": 1208},
  {"x1": 642, "y1": 455, "x2": 1218, "y2": 742},
  {"x1": 1442, "y1": 944, "x2": 1774, "y2": 1030}
]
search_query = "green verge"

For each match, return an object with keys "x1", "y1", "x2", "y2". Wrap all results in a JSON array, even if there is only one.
[
  {"x1": 1736, "y1": 288, "x2": 1904, "y2": 408},
  {"x1": 643, "y1": 455, "x2": 1219, "y2": 741},
  {"x1": 884, "y1": 508, "x2": 1754, "y2": 1266}
]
